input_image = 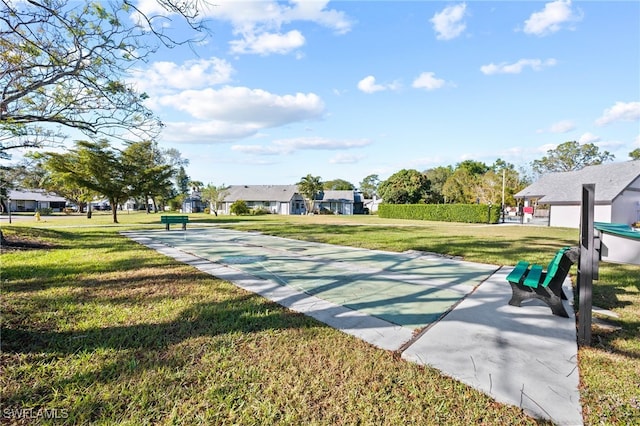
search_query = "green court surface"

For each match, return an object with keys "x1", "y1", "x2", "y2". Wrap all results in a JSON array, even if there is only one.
[{"x1": 143, "y1": 228, "x2": 499, "y2": 330}]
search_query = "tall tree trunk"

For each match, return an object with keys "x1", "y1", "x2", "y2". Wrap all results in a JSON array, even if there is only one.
[{"x1": 110, "y1": 198, "x2": 118, "y2": 223}]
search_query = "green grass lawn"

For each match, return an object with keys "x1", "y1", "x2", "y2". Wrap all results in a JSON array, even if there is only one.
[{"x1": 2, "y1": 212, "x2": 638, "y2": 424}]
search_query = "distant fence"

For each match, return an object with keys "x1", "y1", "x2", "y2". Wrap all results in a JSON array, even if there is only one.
[{"x1": 378, "y1": 204, "x2": 501, "y2": 224}]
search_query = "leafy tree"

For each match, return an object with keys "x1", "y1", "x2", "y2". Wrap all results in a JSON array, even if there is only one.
[
  {"x1": 456, "y1": 160, "x2": 489, "y2": 176},
  {"x1": 630, "y1": 148, "x2": 640, "y2": 160},
  {"x1": 1, "y1": 154, "x2": 47, "y2": 189},
  {"x1": 423, "y1": 166, "x2": 453, "y2": 203},
  {"x1": 489, "y1": 159, "x2": 526, "y2": 207},
  {"x1": 0, "y1": 0, "x2": 208, "y2": 159},
  {"x1": 297, "y1": 174, "x2": 323, "y2": 213},
  {"x1": 201, "y1": 183, "x2": 229, "y2": 215},
  {"x1": 323, "y1": 179, "x2": 354, "y2": 190},
  {"x1": 230, "y1": 200, "x2": 249, "y2": 216},
  {"x1": 378, "y1": 169, "x2": 430, "y2": 204},
  {"x1": 531, "y1": 141, "x2": 614, "y2": 175},
  {"x1": 476, "y1": 170, "x2": 503, "y2": 205},
  {"x1": 174, "y1": 166, "x2": 191, "y2": 206},
  {"x1": 359, "y1": 174, "x2": 380, "y2": 199},
  {"x1": 41, "y1": 140, "x2": 132, "y2": 223},
  {"x1": 442, "y1": 168, "x2": 478, "y2": 204},
  {"x1": 122, "y1": 141, "x2": 174, "y2": 213}
]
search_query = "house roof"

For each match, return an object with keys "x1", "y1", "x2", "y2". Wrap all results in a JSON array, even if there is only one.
[
  {"x1": 515, "y1": 160, "x2": 640, "y2": 204},
  {"x1": 8, "y1": 189, "x2": 66, "y2": 202},
  {"x1": 318, "y1": 190, "x2": 355, "y2": 202},
  {"x1": 223, "y1": 185, "x2": 300, "y2": 202}
]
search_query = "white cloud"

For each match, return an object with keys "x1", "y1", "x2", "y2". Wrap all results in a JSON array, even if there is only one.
[
  {"x1": 207, "y1": 0, "x2": 352, "y2": 55},
  {"x1": 523, "y1": 0, "x2": 582, "y2": 36},
  {"x1": 480, "y1": 58, "x2": 557, "y2": 75},
  {"x1": 595, "y1": 101, "x2": 640, "y2": 126},
  {"x1": 537, "y1": 143, "x2": 558, "y2": 153},
  {"x1": 578, "y1": 132, "x2": 601, "y2": 144},
  {"x1": 232, "y1": 137, "x2": 371, "y2": 155},
  {"x1": 158, "y1": 86, "x2": 324, "y2": 124},
  {"x1": 549, "y1": 120, "x2": 575, "y2": 133},
  {"x1": 412, "y1": 72, "x2": 446, "y2": 91},
  {"x1": 595, "y1": 140, "x2": 625, "y2": 151},
  {"x1": 131, "y1": 1, "x2": 352, "y2": 56},
  {"x1": 229, "y1": 30, "x2": 305, "y2": 55},
  {"x1": 357, "y1": 76, "x2": 400, "y2": 94},
  {"x1": 154, "y1": 87, "x2": 324, "y2": 143},
  {"x1": 161, "y1": 121, "x2": 260, "y2": 144},
  {"x1": 129, "y1": 57, "x2": 234, "y2": 94},
  {"x1": 329, "y1": 153, "x2": 365, "y2": 164},
  {"x1": 431, "y1": 3, "x2": 467, "y2": 41}
]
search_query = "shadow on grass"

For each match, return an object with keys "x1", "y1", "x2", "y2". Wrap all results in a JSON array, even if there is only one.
[{"x1": 2, "y1": 293, "x2": 313, "y2": 355}]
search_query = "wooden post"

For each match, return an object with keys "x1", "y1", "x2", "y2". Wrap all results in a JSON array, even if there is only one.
[{"x1": 578, "y1": 184, "x2": 595, "y2": 346}]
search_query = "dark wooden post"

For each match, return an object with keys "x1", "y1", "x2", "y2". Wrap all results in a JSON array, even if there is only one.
[{"x1": 578, "y1": 184, "x2": 595, "y2": 346}]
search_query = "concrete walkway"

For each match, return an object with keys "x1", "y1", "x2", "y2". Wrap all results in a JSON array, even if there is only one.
[{"x1": 123, "y1": 228, "x2": 583, "y2": 426}]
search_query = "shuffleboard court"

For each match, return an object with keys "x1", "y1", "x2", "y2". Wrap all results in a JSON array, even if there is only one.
[
  {"x1": 123, "y1": 226, "x2": 584, "y2": 425},
  {"x1": 138, "y1": 227, "x2": 498, "y2": 330}
]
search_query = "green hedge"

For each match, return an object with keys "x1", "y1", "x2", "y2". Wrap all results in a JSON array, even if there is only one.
[{"x1": 378, "y1": 203, "x2": 501, "y2": 224}]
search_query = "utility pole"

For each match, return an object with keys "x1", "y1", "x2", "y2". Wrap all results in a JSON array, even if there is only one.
[{"x1": 501, "y1": 168, "x2": 506, "y2": 223}]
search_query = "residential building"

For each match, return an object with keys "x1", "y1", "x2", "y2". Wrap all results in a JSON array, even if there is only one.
[
  {"x1": 5, "y1": 189, "x2": 67, "y2": 212},
  {"x1": 220, "y1": 185, "x2": 306, "y2": 215},
  {"x1": 515, "y1": 160, "x2": 640, "y2": 228}
]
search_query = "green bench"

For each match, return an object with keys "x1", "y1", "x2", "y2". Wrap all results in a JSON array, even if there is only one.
[
  {"x1": 160, "y1": 215, "x2": 189, "y2": 230},
  {"x1": 506, "y1": 247, "x2": 579, "y2": 317}
]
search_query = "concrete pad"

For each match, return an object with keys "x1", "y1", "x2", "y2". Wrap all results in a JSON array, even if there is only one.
[
  {"x1": 122, "y1": 232, "x2": 414, "y2": 351},
  {"x1": 122, "y1": 229, "x2": 582, "y2": 425},
  {"x1": 402, "y1": 267, "x2": 582, "y2": 425}
]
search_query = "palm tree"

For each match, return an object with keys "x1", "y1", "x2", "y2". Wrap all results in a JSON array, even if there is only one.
[{"x1": 297, "y1": 174, "x2": 323, "y2": 214}]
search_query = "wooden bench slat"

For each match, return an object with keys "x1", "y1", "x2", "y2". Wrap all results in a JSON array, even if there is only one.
[
  {"x1": 506, "y1": 261, "x2": 530, "y2": 284},
  {"x1": 541, "y1": 247, "x2": 568, "y2": 287},
  {"x1": 523, "y1": 265, "x2": 543, "y2": 288}
]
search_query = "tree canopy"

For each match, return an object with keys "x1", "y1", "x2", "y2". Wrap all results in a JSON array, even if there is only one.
[
  {"x1": 0, "y1": 0, "x2": 208, "y2": 159},
  {"x1": 201, "y1": 183, "x2": 229, "y2": 215},
  {"x1": 40, "y1": 139, "x2": 179, "y2": 222},
  {"x1": 630, "y1": 148, "x2": 640, "y2": 160},
  {"x1": 323, "y1": 179, "x2": 354, "y2": 191},
  {"x1": 377, "y1": 169, "x2": 430, "y2": 204},
  {"x1": 423, "y1": 166, "x2": 452, "y2": 203},
  {"x1": 531, "y1": 141, "x2": 614, "y2": 175},
  {"x1": 121, "y1": 140, "x2": 174, "y2": 213},
  {"x1": 41, "y1": 140, "x2": 132, "y2": 223},
  {"x1": 358, "y1": 174, "x2": 380, "y2": 199},
  {"x1": 297, "y1": 174, "x2": 323, "y2": 213}
]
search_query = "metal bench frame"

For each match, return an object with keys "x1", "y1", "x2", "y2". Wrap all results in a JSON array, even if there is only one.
[{"x1": 506, "y1": 247, "x2": 579, "y2": 317}]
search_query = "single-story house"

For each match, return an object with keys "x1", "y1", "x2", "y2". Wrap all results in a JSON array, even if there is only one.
[
  {"x1": 515, "y1": 160, "x2": 640, "y2": 228},
  {"x1": 314, "y1": 190, "x2": 361, "y2": 215},
  {"x1": 220, "y1": 185, "x2": 306, "y2": 215},
  {"x1": 5, "y1": 189, "x2": 67, "y2": 212},
  {"x1": 219, "y1": 185, "x2": 367, "y2": 215}
]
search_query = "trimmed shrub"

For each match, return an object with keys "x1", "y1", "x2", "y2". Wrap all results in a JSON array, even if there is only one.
[
  {"x1": 36, "y1": 207, "x2": 54, "y2": 216},
  {"x1": 230, "y1": 200, "x2": 250, "y2": 215},
  {"x1": 378, "y1": 204, "x2": 500, "y2": 224},
  {"x1": 251, "y1": 207, "x2": 272, "y2": 215}
]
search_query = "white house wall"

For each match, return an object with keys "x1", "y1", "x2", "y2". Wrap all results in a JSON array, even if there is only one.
[
  {"x1": 612, "y1": 192, "x2": 640, "y2": 224},
  {"x1": 550, "y1": 205, "x2": 612, "y2": 228}
]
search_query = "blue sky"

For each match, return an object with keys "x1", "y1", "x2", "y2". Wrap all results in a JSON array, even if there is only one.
[{"x1": 131, "y1": 0, "x2": 639, "y2": 187}]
